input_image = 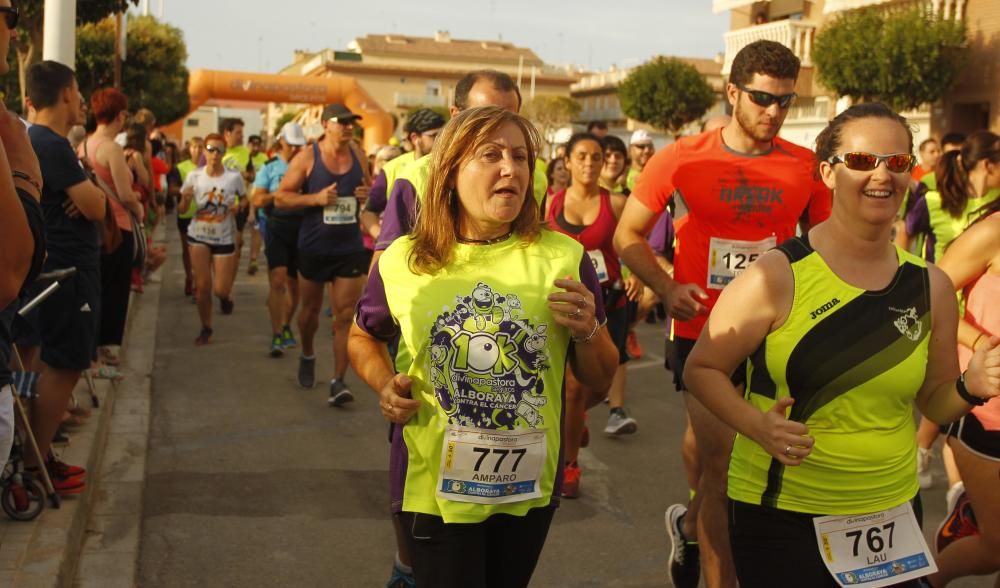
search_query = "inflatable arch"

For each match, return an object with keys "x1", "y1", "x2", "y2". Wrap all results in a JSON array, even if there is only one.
[{"x1": 163, "y1": 69, "x2": 393, "y2": 151}]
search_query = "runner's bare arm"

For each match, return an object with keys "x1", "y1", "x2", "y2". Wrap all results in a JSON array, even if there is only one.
[
  {"x1": 549, "y1": 278, "x2": 618, "y2": 400},
  {"x1": 251, "y1": 186, "x2": 273, "y2": 210},
  {"x1": 937, "y1": 216, "x2": 1000, "y2": 350},
  {"x1": 914, "y1": 264, "x2": 996, "y2": 423},
  {"x1": 348, "y1": 324, "x2": 421, "y2": 424},
  {"x1": 684, "y1": 251, "x2": 811, "y2": 466}
]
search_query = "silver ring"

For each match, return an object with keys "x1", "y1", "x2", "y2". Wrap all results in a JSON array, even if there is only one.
[
  {"x1": 784, "y1": 445, "x2": 792, "y2": 457},
  {"x1": 570, "y1": 309, "x2": 583, "y2": 320},
  {"x1": 577, "y1": 296, "x2": 586, "y2": 307}
]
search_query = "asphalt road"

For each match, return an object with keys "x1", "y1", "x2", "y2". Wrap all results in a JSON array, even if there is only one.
[{"x1": 137, "y1": 227, "x2": 993, "y2": 588}]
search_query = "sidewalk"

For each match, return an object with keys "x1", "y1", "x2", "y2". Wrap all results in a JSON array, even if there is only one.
[{"x1": 0, "y1": 226, "x2": 163, "y2": 587}]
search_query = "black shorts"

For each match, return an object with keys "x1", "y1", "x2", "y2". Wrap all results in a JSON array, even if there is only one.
[
  {"x1": 668, "y1": 336, "x2": 747, "y2": 392},
  {"x1": 605, "y1": 300, "x2": 630, "y2": 365},
  {"x1": 235, "y1": 209, "x2": 249, "y2": 232},
  {"x1": 39, "y1": 267, "x2": 100, "y2": 371},
  {"x1": 298, "y1": 250, "x2": 371, "y2": 283},
  {"x1": 177, "y1": 216, "x2": 192, "y2": 236},
  {"x1": 188, "y1": 237, "x2": 236, "y2": 257},
  {"x1": 265, "y1": 217, "x2": 301, "y2": 276},
  {"x1": 945, "y1": 411, "x2": 1000, "y2": 460},
  {"x1": 729, "y1": 497, "x2": 924, "y2": 588}
]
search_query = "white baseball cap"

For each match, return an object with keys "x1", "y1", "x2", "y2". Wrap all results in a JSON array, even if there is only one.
[
  {"x1": 630, "y1": 129, "x2": 654, "y2": 146},
  {"x1": 278, "y1": 122, "x2": 307, "y2": 146}
]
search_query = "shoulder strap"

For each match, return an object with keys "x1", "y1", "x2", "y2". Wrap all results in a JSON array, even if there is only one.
[{"x1": 774, "y1": 236, "x2": 812, "y2": 264}]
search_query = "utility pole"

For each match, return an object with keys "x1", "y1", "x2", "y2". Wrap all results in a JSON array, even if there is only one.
[{"x1": 41, "y1": 0, "x2": 76, "y2": 69}]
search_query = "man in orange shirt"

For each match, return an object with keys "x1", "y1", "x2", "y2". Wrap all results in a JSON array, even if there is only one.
[{"x1": 614, "y1": 40, "x2": 831, "y2": 588}]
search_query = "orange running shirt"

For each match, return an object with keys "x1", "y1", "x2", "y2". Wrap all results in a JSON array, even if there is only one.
[{"x1": 632, "y1": 129, "x2": 832, "y2": 340}]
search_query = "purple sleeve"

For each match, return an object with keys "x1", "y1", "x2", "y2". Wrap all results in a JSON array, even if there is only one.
[
  {"x1": 905, "y1": 196, "x2": 930, "y2": 237},
  {"x1": 647, "y1": 211, "x2": 675, "y2": 257},
  {"x1": 365, "y1": 170, "x2": 388, "y2": 214},
  {"x1": 375, "y1": 179, "x2": 418, "y2": 251},
  {"x1": 579, "y1": 253, "x2": 608, "y2": 326},
  {"x1": 353, "y1": 260, "x2": 400, "y2": 342}
]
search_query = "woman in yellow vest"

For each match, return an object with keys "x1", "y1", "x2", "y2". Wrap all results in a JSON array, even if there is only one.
[
  {"x1": 683, "y1": 103, "x2": 1000, "y2": 587},
  {"x1": 348, "y1": 106, "x2": 617, "y2": 588}
]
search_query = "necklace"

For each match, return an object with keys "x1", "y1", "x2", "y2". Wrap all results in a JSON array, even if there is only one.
[{"x1": 455, "y1": 230, "x2": 513, "y2": 246}]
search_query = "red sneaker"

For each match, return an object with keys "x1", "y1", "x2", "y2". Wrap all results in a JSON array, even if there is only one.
[
  {"x1": 626, "y1": 330, "x2": 642, "y2": 359},
  {"x1": 47, "y1": 457, "x2": 86, "y2": 479},
  {"x1": 561, "y1": 461, "x2": 581, "y2": 499},
  {"x1": 936, "y1": 490, "x2": 978, "y2": 553}
]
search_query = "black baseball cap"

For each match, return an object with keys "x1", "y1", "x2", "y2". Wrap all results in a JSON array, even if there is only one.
[{"x1": 322, "y1": 103, "x2": 362, "y2": 124}]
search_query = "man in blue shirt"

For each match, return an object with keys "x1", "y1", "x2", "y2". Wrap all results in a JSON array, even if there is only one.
[
  {"x1": 26, "y1": 61, "x2": 107, "y2": 495},
  {"x1": 253, "y1": 122, "x2": 306, "y2": 356}
]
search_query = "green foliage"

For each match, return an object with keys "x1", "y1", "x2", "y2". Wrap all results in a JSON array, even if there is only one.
[
  {"x1": 618, "y1": 57, "x2": 715, "y2": 136},
  {"x1": 76, "y1": 15, "x2": 190, "y2": 123},
  {"x1": 521, "y1": 95, "x2": 581, "y2": 152},
  {"x1": 813, "y1": 7, "x2": 968, "y2": 111}
]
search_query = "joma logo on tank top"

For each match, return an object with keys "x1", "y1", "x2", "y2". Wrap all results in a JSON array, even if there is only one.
[{"x1": 810, "y1": 297, "x2": 841, "y2": 320}]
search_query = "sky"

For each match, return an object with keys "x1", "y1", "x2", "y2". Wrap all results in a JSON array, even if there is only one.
[{"x1": 145, "y1": 0, "x2": 730, "y2": 74}]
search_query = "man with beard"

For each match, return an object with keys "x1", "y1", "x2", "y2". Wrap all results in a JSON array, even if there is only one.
[{"x1": 613, "y1": 40, "x2": 831, "y2": 588}]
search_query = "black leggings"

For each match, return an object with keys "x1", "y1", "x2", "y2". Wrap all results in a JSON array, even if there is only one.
[
  {"x1": 729, "y1": 498, "x2": 925, "y2": 588},
  {"x1": 99, "y1": 230, "x2": 134, "y2": 346},
  {"x1": 398, "y1": 505, "x2": 555, "y2": 588}
]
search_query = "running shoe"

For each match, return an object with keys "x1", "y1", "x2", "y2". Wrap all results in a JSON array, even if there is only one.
[
  {"x1": 247, "y1": 260, "x2": 258, "y2": 276},
  {"x1": 605, "y1": 407, "x2": 638, "y2": 435},
  {"x1": 269, "y1": 335, "x2": 284, "y2": 358},
  {"x1": 916, "y1": 447, "x2": 933, "y2": 489},
  {"x1": 32, "y1": 465, "x2": 86, "y2": 496},
  {"x1": 935, "y1": 486, "x2": 978, "y2": 553},
  {"x1": 386, "y1": 562, "x2": 415, "y2": 588},
  {"x1": 195, "y1": 327, "x2": 213, "y2": 346},
  {"x1": 626, "y1": 330, "x2": 643, "y2": 359},
  {"x1": 281, "y1": 325, "x2": 297, "y2": 349},
  {"x1": 298, "y1": 355, "x2": 316, "y2": 388},
  {"x1": 666, "y1": 503, "x2": 700, "y2": 588},
  {"x1": 561, "y1": 461, "x2": 581, "y2": 499},
  {"x1": 329, "y1": 379, "x2": 355, "y2": 407},
  {"x1": 220, "y1": 297, "x2": 235, "y2": 315},
  {"x1": 47, "y1": 457, "x2": 86, "y2": 479}
]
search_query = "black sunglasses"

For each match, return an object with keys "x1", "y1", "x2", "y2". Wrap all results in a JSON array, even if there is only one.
[
  {"x1": 827, "y1": 152, "x2": 916, "y2": 173},
  {"x1": 737, "y1": 85, "x2": 796, "y2": 109},
  {"x1": 0, "y1": 6, "x2": 18, "y2": 30},
  {"x1": 204, "y1": 145, "x2": 225, "y2": 154}
]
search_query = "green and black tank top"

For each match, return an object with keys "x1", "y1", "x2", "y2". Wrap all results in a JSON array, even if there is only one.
[{"x1": 728, "y1": 235, "x2": 930, "y2": 515}]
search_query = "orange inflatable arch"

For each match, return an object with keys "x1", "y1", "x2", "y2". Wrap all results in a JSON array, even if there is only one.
[{"x1": 162, "y1": 69, "x2": 393, "y2": 151}]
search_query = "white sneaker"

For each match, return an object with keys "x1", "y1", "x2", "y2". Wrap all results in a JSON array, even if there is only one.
[
  {"x1": 945, "y1": 481, "x2": 965, "y2": 513},
  {"x1": 917, "y1": 447, "x2": 933, "y2": 489}
]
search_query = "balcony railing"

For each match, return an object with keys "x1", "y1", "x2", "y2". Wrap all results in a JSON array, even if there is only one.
[
  {"x1": 823, "y1": 0, "x2": 966, "y2": 18},
  {"x1": 722, "y1": 19, "x2": 817, "y2": 75},
  {"x1": 393, "y1": 93, "x2": 446, "y2": 108}
]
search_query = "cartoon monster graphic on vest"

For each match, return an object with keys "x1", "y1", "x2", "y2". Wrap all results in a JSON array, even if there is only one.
[{"x1": 429, "y1": 282, "x2": 551, "y2": 430}]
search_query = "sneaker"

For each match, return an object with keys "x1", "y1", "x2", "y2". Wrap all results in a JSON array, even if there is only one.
[
  {"x1": 31, "y1": 466, "x2": 86, "y2": 496},
  {"x1": 561, "y1": 461, "x2": 581, "y2": 499},
  {"x1": 269, "y1": 335, "x2": 284, "y2": 358},
  {"x1": 386, "y1": 563, "x2": 415, "y2": 588},
  {"x1": 195, "y1": 327, "x2": 213, "y2": 346},
  {"x1": 917, "y1": 446, "x2": 933, "y2": 489},
  {"x1": 936, "y1": 485, "x2": 978, "y2": 553},
  {"x1": 281, "y1": 325, "x2": 297, "y2": 349},
  {"x1": 220, "y1": 298, "x2": 235, "y2": 315},
  {"x1": 604, "y1": 407, "x2": 638, "y2": 435},
  {"x1": 626, "y1": 330, "x2": 643, "y2": 359},
  {"x1": 666, "y1": 503, "x2": 700, "y2": 588},
  {"x1": 47, "y1": 457, "x2": 86, "y2": 480},
  {"x1": 247, "y1": 260, "x2": 258, "y2": 276},
  {"x1": 329, "y1": 379, "x2": 355, "y2": 407},
  {"x1": 298, "y1": 355, "x2": 316, "y2": 388}
]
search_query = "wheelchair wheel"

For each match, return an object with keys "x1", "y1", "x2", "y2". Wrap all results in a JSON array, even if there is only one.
[{"x1": 2, "y1": 473, "x2": 47, "y2": 521}]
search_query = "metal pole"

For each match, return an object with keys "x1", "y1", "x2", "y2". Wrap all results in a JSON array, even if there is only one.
[
  {"x1": 41, "y1": 0, "x2": 76, "y2": 69},
  {"x1": 114, "y1": 13, "x2": 122, "y2": 89}
]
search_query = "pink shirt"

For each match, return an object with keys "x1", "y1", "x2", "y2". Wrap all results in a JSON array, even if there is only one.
[{"x1": 958, "y1": 268, "x2": 1000, "y2": 430}]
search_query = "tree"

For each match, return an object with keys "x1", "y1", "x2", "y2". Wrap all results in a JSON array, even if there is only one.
[
  {"x1": 5, "y1": 1, "x2": 138, "y2": 111},
  {"x1": 813, "y1": 7, "x2": 968, "y2": 111},
  {"x1": 618, "y1": 57, "x2": 715, "y2": 138},
  {"x1": 521, "y1": 95, "x2": 581, "y2": 155},
  {"x1": 76, "y1": 15, "x2": 190, "y2": 123}
]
